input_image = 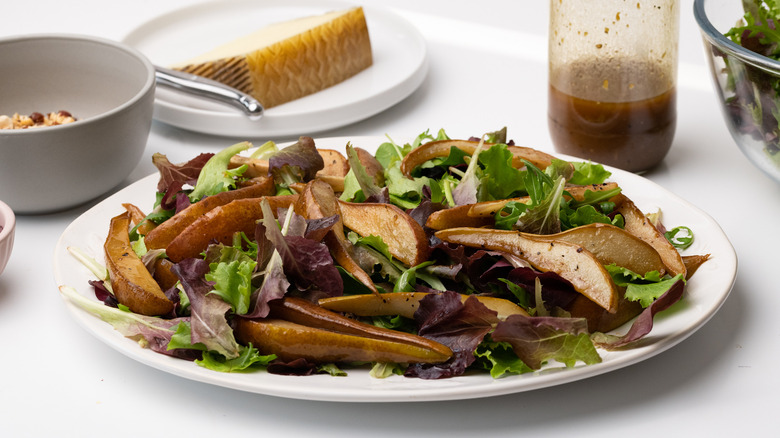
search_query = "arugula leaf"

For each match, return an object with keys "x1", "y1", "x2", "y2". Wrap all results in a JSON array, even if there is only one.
[{"x1": 665, "y1": 226, "x2": 694, "y2": 249}]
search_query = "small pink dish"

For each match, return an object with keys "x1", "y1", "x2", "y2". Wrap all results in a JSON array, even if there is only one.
[{"x1": 0, "y1": 199, "x2": 15, "y2": 276}]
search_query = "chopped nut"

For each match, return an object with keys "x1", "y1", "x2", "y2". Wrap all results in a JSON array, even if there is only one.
[{"x1": 0, "y1": 110, "x2": 77, "y2": 130}]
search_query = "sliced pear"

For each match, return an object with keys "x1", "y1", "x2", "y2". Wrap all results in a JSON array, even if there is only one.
[
  {"x1": 535, "y1": 223, "x2": 668, "y2": 277},
  {"x1": 294, "y1": 179, "x2": 379, "y2": 294},
  {"x1": 425, "y1": 203, "x2": 495, "y2": 231},
  {"x1": 319, "y1": 292, "x2": 528, "y2": 320},
  {"x1": 122, "y1": 203, "x2": 156, "y2": 236},
  {"x1": 426, "y1": 183, "x2": 620, "y2": 230},
  {"x1": 615, "y1": 194, "x2": 686, "y2": 277},
  {"x1": 317, "y1": 148, "x2": 350, "y2": 177},
  {"x1": 466, "y1": 182, "x2": 621, "y2": 218},
  {"x1": 144, "y1": 177, "x2": 275, "y2": 251},
  {"x1": 229, "y1": 149, "x2": 349, "y2": 179},
  {"x1": 566, "y1": 289, "x2": 643, "y2": 333},
  {"x1": 104, "y1": 212, "x2": 173, "y2": 316},
  {"x1": 338, "y1": 200, "x2": 430, "y2": 267},
  {"x1": 400, "y1": 139, "x2": 560, "y2": 177},
  {"x1": 269, "y1": 297, "x2": 452, "y2": 357},
  {"x1": 234, "y1": 318, "x2": 452, "y2": 364},
  {"x1": 435, "y1": 227, "x2": 619, "y2": 313},
  {"x1": 165, "y1": 195, "x2": 297, "y2": 262}
]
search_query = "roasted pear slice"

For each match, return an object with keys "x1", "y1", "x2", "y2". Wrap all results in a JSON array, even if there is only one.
[
  {"x1": 425, "y1": 183, "x2": 620, "y2": 230},
  {"x1": 104, "y1": 212, "x2": 173, "y2": 316},
  {"x1": 338, "y1": 200, "x2": 430, "y2": 267},
  {"x1": 566, "y1": 289, "x2": 643, "y2": 333},
  {"x1": 534, "y1": 223, "x2": 668, "y2": 277},
  {"x1": 229, "y1": 149, "x2": 349, "y2": 178},
  {"x1": 467, "y1": 182, "x2": 621, "y2": 218},
  {"x1": 425, "y1": 203, "x2": 497, "y2": 231},
  {"x1": 319, "y1": 292, "x2": 529, "y2": 320},
  {"x1": 144, "y1": 177, "x2": 274, "y2": 251},
  {"x1": 615, "y1": 194, "x2": 687, "y2": 277},
  {"x1": 268, "y1": 297, "x2": 452, "y2": 356},
  {"x1": 122, "y1": 203, "x2": 156, "y2": 236},
  {"x1": 435, "y1": 227, "x2": 619, "y2": 313},
  {"x1": 399, "y1": 139, "x2": 560, "y2": 177},
  {"x1": 234, "y1": 318, "x2": 452, "y2": 364},
  {"x1": 294, "y1": 179, "x2": 379, "y2": 295},
  {"x1": 165, "y1": 195, "x2": 297, "y2": 262}
]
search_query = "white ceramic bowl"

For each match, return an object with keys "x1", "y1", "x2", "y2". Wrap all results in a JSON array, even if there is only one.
[
  {"x1": 0, "y1": 200, "x2": 15, "y2": 276},
  {"x1": 695, "y1": 0, "x2": 780, "y2": 184},
  {"x1": 0, "y1": 34, "x2": 155, "y2": 214}
]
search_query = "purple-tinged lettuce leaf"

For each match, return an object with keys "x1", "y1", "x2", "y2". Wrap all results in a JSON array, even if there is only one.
[
  {"x1": 491, "y1": 314, "x2": 601, "y2": 370},
  {"x1": 591, "y1": 279, "x2": 685, "y2": 349},
  {"x1": 405, "y1": 292, "x2": 499, "y2": 379},
  {"x1": 89, "y1": 279, "x2": 118, "y2": 308},
  {"x1": 268, "y1": 136, "x2": 324, "y2": 182},
  {"x1": 171, "y1": 258, "x2": 241, "y2": 359},
  {"x1": 266, "y1": 357, "x2": 319, "y2": 376},
  {"x1": 303, "y1": 215, "x2": 338, "y2": 242},
  {"x1": 245, "y1": 201, "x2": 290, "y2": 318},
  {"x1": 59, "y1": 286, "x2": 197, "y2": 360},
  {"x1": 280, "y1": 235, "x2": 344, "y2": 301},
  {"x1": 152, "y1": 152, "x2": 213, "y2": 194}
]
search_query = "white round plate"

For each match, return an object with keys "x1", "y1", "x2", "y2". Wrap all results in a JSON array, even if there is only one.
[
  {"x1": 53, "y1": 136, "x2": 737, "y2": 402},
  {"x1": 122, "y1": 1, "x2": 428, "y2": 138}
]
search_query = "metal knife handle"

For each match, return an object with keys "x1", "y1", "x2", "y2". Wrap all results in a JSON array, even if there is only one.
[{"x1": 154, "y1": 66, "x2": 264, "y2": 121}]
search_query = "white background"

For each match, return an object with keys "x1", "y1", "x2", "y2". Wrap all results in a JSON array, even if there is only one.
[{"x1": 0, "y1": 1, "x2": 775, "y2": 436}]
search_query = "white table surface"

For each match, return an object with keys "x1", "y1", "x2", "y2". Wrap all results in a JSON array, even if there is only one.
[{"x1": 1, "y1": 0, "x2": 775, "y2": 436}]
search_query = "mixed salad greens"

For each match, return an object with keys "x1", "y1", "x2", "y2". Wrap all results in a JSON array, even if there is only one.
[
  {"x1": 722, "y1": 0, "x2": 780, "y2": 166},
  {"x1": 61, "y1": 128, "x2": 704, "y2": 380}
]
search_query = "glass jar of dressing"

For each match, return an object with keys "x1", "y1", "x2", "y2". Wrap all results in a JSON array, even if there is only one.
[{"x1": 548, "y1": 0, "x2": 679, "y2": 172}]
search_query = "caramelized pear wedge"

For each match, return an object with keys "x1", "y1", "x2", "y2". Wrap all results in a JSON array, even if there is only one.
[
  {"x1": 234, "y1": 318, "x2": 452, "y2": 364},
  {"x1": 614, "y1": 194, "x2": 687, "y2": 277},
  {"x1": 145, "y1": 177, "x2": 275, "y2": 251},
  {"x1": 399, "y1": 139, "x2": 560, "y2": 177},
  {"x1": 229, "y1": 149, "x2": 349, "y2": 179},
  {"x1": 122, "y1": 203, "x2": 156, "y2": 236},
  {"x1": 425, "y1": 183, "x2": 620, "y2": 230},
  {"x1": 338, "y1": 200, "x2": 430, "y2": 267},
  {"x1": 104, "y1": 212, "x2": 173, "y2": 316},
  {"x1": 268, "y1": 297, "x2": 452, "y2": 357},
  {"x1": 294, "y1": 179, "x2": 379, "y2": 295},
  {"x1": 425, "y1": 203, "x2": 500, "y2": 231},
  {"x1": 165, "y1": 195, "x2": 298, "y2": 262},
  {"x1": 535, "y1": 223, "x2": 668, "y2": 277},
  {"x1": 353, "y1": 146, "x2": 385, "y2": 185},
  {"x1": 467, "y1": 182, "x2": 621, "y2": 218},
  {"x1": 683, "y1": 254, "x2": 711, "y2": 280},
  {"x1": 319, "y1": 292, "x2": 529, "y2": 320},
  {"x1": 567, "y1": 289, "x2": 643, "y2": 333},
  {"x1": 435, "y1": 227, "x2": 619, "y2": 313}
]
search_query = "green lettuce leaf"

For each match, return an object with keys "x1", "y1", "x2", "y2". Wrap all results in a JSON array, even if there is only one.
[{"x1": 189, "y1": 141, "x2": 251, "y2": 202}]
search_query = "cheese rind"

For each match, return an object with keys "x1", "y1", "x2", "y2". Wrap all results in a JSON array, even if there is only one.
[{"x1": 173, "y1": 7, "x2": 372, "y2": 109}]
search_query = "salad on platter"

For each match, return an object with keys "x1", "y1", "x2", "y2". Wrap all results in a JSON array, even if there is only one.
[{"x1": 60, "y1": 128, "x2": 709, "y2": 380}]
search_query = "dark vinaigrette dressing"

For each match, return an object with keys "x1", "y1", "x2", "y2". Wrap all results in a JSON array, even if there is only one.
[{"x1": 548, "y1": 59, "x2": 676, "y2": 172}]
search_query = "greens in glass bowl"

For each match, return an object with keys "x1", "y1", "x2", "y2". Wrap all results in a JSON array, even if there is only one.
[{"x1": 695, "y1": 0, "x2": 780, "y2": 183}]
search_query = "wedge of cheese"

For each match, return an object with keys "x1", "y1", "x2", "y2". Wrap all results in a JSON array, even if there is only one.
[{"x1": 172, "y1": 7, "x2": 372, "y2": 109}]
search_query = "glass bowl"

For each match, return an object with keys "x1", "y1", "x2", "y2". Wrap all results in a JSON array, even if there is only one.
[{"x1": 694, "y1": 0, "x2": 780, "y2": 183}]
